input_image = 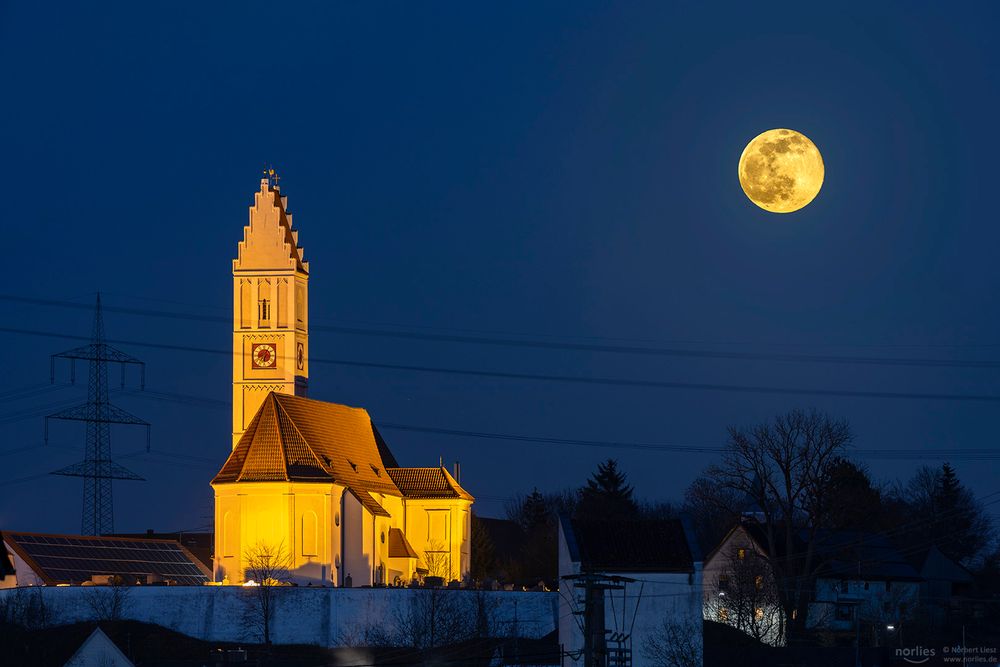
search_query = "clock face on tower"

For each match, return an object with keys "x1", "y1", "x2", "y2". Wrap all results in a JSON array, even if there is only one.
[{"x1": 251, "y1": 343, "x2": 277, "y2": 369}]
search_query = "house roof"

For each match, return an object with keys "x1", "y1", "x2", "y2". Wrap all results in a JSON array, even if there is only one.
[
  {"x1": 2, "y1": 531, "x2": 212, "y2": 585},
  {"x1": 64, "y1": 627, "x2": 135, "y2": 667},
  {"x1": 386, "y1": 467, "x2": 474, "y2": 501},
  {"x1": 0, "y1": 532, "x2": 15, "y2": 579},
  {"x1": 916, "y1": 546, "x2": 974, "y2": 584},
  {"x1": 213, "y1": 393, "x2": 402, "y2": 516},
  {"x1": 721, "y1": 520, "x2": 921, "y2": 582},
  {"x1": 561, "y1": 516, "x2": 697, "y2": 573},
  {"x1": 387, "y1": 528, "x2": 419, "y2": 559}
]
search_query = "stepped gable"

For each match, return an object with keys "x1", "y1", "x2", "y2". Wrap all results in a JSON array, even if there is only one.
[
  {"x1": 213, "y1": 393, "x2": 400, "y2": 516},
  {"x1": 234, "y1": 179, "x2": 308, "y2": 273}
]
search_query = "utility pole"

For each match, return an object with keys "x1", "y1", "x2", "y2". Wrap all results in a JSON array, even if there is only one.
[
  {"x1": 565, "y1": 572, "x2": 633, "y2": 667},
  {"x1": 47, "y1": 294, "x2": 149, "y2": 535}
]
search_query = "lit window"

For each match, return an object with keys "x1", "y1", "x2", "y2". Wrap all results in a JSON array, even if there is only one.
[
  {"x1": 737, "y1": 548, "x2": 746, "y2": 560},
  {"x1": 755, "y1": 607, "x2": 764, "y2": 621},
  {"x1": 755, "y1": 575, "x2": 764, "y2": 590},
  {"x1": 718, "y1": 608, "x2": 729, "y2": 622}
]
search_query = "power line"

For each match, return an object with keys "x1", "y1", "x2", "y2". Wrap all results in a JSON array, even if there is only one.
[
  {"x1": 4, "y1": 325, "x2": 1000, "y2": 404},
  {"x1": 5, "y1": 293, "x2": 1000, "y2": 370}
]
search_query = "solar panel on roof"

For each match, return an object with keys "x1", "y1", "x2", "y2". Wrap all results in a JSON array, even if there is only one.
[{"x1": 5, "y1": 533, "x2": 210, "y2": 585}]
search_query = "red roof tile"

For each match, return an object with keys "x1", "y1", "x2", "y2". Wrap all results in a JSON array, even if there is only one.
[
  {"x1": 213, "y1": 393, "x2": 401, "y2": 516},
  {"x1": 386, "y1": 467, "x2": 474, "y2": 501}
]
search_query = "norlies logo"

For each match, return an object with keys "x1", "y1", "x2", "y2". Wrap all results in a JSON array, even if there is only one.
[{"x1": 895, "y1": 646, "x2": 936, "y2": 664}]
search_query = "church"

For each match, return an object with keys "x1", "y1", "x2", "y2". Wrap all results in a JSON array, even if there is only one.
[{"x1": 211, "y1": 178, "x2": 473, "y2": 587}]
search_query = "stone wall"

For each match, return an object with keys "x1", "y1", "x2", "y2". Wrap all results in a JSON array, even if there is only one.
[{"x1": 0, "y1": 586, "x2": 558, "y2": 647}]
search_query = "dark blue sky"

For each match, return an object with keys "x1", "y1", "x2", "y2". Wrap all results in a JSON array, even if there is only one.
[{"x1": 2, "y1": 2, "x2": 999, "y2": 532}]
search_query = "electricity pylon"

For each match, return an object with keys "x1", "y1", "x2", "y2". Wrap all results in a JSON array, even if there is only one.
[{"x1": 47, "y1": 294, "x2": 149, "y2": 535}]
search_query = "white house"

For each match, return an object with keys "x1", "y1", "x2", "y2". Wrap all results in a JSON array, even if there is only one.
[
  {"x1": 703, "y1": 520, "x2": 921, "y2": 645},
  {"x1": 558, "y1": 516, "x2": 703, "y2": 667},
  {"x1": 63, "y1": 627, "x2": 135, "y2": 667}
]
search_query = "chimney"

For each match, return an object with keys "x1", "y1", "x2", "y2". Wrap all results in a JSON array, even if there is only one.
[{"x1": 453, "y1": 461, "x2": 461, "y2": 483}]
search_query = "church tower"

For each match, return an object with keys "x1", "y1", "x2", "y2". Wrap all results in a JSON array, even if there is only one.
[{"x1": 231, "y1": 177, "x2": 309, "y2": 448}]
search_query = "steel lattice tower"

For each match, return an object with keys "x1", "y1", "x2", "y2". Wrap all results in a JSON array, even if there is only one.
[{"x1": 47, "y1": 294, "x2": 150, "y2": 535}]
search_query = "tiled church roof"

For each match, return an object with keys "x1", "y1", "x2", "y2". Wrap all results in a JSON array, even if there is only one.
[
  {"x1": 386, "y1": 467, "x2": 474, "y2": 501},
  {"x1": 387, "y1": 528, "x2": 419, "y2": 559},
  {"x1": 213, "y1": 393, "x2": 400, "y2": 516}
]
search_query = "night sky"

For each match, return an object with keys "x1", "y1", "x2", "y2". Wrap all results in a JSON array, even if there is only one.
[{"x1": 2, "y1": 2, "x2": 1000, "y2": 533}]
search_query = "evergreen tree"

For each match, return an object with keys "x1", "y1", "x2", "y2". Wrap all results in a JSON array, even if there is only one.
[
  {"x1": 470, "y1": 515, "x2": 497, "y2": 582},
  {"x1": 576, "y1": 459, "x2": 639, "y2": 520},
  {"x1": 519, "y1": 488, "x2": 549, "y2": 536},
  {"x1": 931, "y1": 462, "x2": 989, "y2": 564}
]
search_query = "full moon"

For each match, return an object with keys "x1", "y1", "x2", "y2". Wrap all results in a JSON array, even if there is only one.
[{"x1": 738, "y1": 129, "x2": 824, "y2": 213}]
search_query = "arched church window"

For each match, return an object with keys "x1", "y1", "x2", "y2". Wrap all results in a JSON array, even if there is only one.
[
  {"x1": 223, "y1": 511, "x2": 236, "y2": 558},
  {"x1": 302, "y1": 510, "x2": 318, "y2": 557}
]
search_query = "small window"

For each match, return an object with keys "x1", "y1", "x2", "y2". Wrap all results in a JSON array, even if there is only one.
[
  {"x1": 755, "y1": 607, "x2": 764, "y2": 621},
  {"x1": 835, "y1": 604, "x2": 854, "y2": 622},
  {"x1": 755, "y1": 575, "x2": 764, "y2": 590},
  {"x1": 718, "y1": 575, "x2": 730, "y2": 592},
  {"x1": 717, "y1": 607, "x2": 729, "y2": 622},
  {"x1": 885, "y1": 581, "x2": 892, "y2": 592},
  {"x1": 737, "y1": 548, "x2": 746, "y2": 560},
  {"x1": 258, "y1": 299, "x2": 270, "y2": 322},
  {"x1": 864, "y1": 581, "x2": 870, "y2": 591},
  {"x1": 370, "y1": 464, "x2": 381, "y2": 477},
  {"x1": 348, "y1": 460, "x2": 357, "y2": 472},
  {"x1": 839, "y1": 580, "x2": 849, "y2": 594}
]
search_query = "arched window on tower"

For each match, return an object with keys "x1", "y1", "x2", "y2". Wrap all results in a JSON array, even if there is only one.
[
  {"x1": 240, "y1": 280, "x2": 252, "y2": 329},
  {"x1": 258, "y1": 279, "x2": 271, "y2": 326},
  {"x1": 277, "y1": 279, "x2": 288, "y2": 328}
]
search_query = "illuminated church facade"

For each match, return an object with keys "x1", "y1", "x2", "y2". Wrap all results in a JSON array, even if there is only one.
[{"x1": 212, "y1": 179, "x2": 473, "y2": 586}]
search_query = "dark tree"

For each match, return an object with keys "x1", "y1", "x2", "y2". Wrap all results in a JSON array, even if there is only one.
[
  {"x1": 821, "y1": 457, "x2": 884, "y2": 531},
  {"x1": 519, "y1": 489, "x2": 550, "y2": 535},
  {"x1": 576, "y1": 459, "x2": 639, "y2": 520},
  {"x1": 470, "y1": 514, "x2": 497, "y2": 582},
  {"x1": 683, "y1": 476, "x2": 744, "y2": 555},
  {"x1": 899, "y1": 463, "x2": 994, "y2": 565},
  {"x1": 503, "y1": 488, "x2": 578, "y2": 587},
  {"x1": 706, "y1": 408, "x2": 852, "y2": 642}
]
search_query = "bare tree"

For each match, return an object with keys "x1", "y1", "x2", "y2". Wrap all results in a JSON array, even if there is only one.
[
  {"x1": 84, "y1": 576, "x2": 132, "y2": 622},
  {"x1": 642, "y1": 618, "x2": 702, "y2": 667},
  {"x1": 241, "y1": 541, "x2": 291, "y2": 646},
  {"x1": 703, "y1": 547, "x2": 783, "y2": 645},
  {"x1": 706, "y1": 408, "x2": 852, "y2": 641},
  {"x1": 423, "y1": 540, "x2": 451, "y2": 580}
]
